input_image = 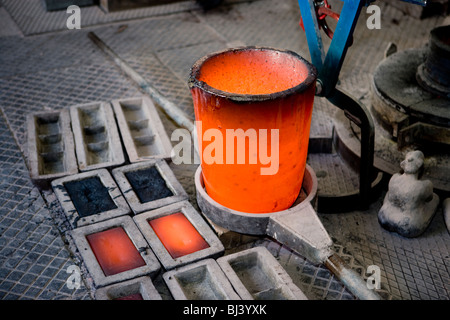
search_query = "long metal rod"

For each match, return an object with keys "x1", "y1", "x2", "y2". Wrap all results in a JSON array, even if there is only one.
[
  {"x1": 88, "y1": 31, "x2": 195, "y2": 134},
  {"x1": 325, "y1": 254, "x2": 381, "y2": 300}
]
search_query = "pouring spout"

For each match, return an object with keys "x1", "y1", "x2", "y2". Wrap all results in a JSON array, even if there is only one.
[
  {"x1": 267, "y1": 202, "x2": 381, "y2": 300},
  {"x1": 267, "y1": 201, "x2": 333, "y2": 265}
]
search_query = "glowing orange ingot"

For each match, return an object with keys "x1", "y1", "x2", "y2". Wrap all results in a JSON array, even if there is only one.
[
  {"x1": 149, "y1": 212, "x2": 210, "y2": 259},
  {"x1": 86, "y1": 227, "x2": 146, "y2": 276},
  {"x1": 189, "y1": 47, "x2": 317, "y2": 213}
]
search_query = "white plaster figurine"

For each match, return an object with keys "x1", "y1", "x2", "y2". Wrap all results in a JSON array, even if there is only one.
[{"x1": 378, "y1": 150, "x2": 439, "y2": 238}]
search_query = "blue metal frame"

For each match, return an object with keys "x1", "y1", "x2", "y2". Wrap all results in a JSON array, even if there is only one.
[
  {"x1": 298, "y1": 0, "x2": 369, "y2": 97},
  {"x1": 297, "y1": 0, "x2": 427, "y2": 208},
  {"x1": 299, "y1": 0, "x2": 426, "y2": 97}
]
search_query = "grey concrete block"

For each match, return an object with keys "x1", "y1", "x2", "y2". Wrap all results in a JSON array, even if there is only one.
[
  {"x1": 26, "y1": 109, "x2": 78, "y2": 188},
  {"x1": 95, "y1": 276, "x2": 162, "y2": 300},
  {"x1": 217, "y1": 246, "x2": 308, "y2": 300},
  {"x1": 51, "y1": 169, "x2": 130, "y2": 228},
  {"x1": 69, "y1": 215, "x2": 161, "y2": 288},
  {"x1": 112, "y1": 159, "x2": 188, "y2": 214},
  {"x1": 70, "y1": 101, "x2": 125, "y2": 172},
  {"x1": 134, "y1": 201, "x2": 224, "y2": 270},
  {"x1": 163, "y1": 259, "x2": 240, "y2": 300},
  {"x1": 111, "y1": 96, "x2": 172, "y2": 163}
]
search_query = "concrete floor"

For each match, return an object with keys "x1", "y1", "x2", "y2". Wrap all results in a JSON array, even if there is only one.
[{"x1": 0, "y1": 0, "x2": 448, "y2": 300}]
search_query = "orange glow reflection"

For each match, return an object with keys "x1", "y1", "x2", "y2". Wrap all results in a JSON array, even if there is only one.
[
  {"x1": 86, "y1": 227, "x2": 146, "y2": 276},
  {"x1": 149, "y1": 212, "x2": 209, "y2": 259}
]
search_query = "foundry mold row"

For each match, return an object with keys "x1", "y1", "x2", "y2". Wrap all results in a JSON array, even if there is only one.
[
  {"x1": 51, "y1": 169, "x2": 130, "y2": 228},
  {"x1": 111, "y1": 96, "x2": 172, "y2": 163},
  {"x1": 26, "y1": 109, "x2": 78, "y2": 188},
  {"x1": 112, "y1": 160, "x2": 188, "y2": 214},
  {"x1": 26, "y1": 96, "x2": 172, "y2": 187}
]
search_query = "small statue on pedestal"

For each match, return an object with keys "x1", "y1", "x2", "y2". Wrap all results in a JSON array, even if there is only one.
[{"x1": 378, "y1": 150, "x2": 439, "y2": 238}]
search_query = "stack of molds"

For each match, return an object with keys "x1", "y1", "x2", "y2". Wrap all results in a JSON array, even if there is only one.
[
  {"x1": 112, "y1": 160, "x2": 188, "y2": 215},
  {"x1": 111, "y1": 96, "x2": 172, "y2": 163},
  {"x1": 27, "y1": 109, "x2": 78, "y2": 188},
  {"x1": 70, "y1": 101, "x2": 125, "y2": 171}
]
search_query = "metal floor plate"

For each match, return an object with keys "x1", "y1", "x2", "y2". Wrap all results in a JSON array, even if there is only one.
[{"x1": 0, "y1": 113, "x2": 91, "y2": 300}]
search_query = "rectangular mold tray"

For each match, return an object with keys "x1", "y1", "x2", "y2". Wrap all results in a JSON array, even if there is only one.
[
  {"x1": 69, "y1": 215, "x2": 161, "y2": 288},
  {"x1": 70, "y1": 101, "x2": 124, "y2": 171},
  {"x1": 112, "y1": 160, "x2": 188, "y2": 214},
  {"x1": 95, "y1": 276, "x2": 162, "y2": 300},
  {"x1": 51, "y1": 169, "x2": 130, "y2": 228},
  {"x1": 26, "y1": 109, "x2": 78, "y2": 187},
  {"x1": 217, "y1": 246, "x2": 308, "y2": 300},
  {"x1": 133, "y1": 201, "x2": 224, "y2": 270},
  {"x1": 163, "y1": 259, "x2": 240, "y2": 300},
  {"x1": 111, "y1": 96, "x2": 172, "y2": 163}
]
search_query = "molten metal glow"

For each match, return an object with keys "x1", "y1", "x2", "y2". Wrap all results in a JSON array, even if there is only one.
[
  {"x1": 191, "y1": 48, "x2": 315, "y2": 213},
  {"x1": 149, "y1": 212, "x2": 209, "y2": 259},
  {"x1": 198, "y1": 49, "x2": 308, "y2": 94},
  {"x1": 86, "y1": 227, "x2": 146, "y2": 276}
]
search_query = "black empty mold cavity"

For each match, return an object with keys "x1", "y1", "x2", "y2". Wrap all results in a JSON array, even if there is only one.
[
  {"x1": 112, "y1": 96, "x2": 172, "y2": 162},
  {"x1": 52, "y1": 169, "x2": 131, "y2": 228},
  {"x1": 124, "y1": 166, "x2": 174, "y2": 203},
  {"x1": 27, "y1": 109, "x2": 78, "y2": 187},
  {"x1": 63, "y1": 176, "x2": 117, "y2": 217},
  {"x1": 70, "y1": 101, "x2": 124, "y2": 171},
  {"x1": 112, "y1": 160, "x2": 188, "y2": 214}
]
